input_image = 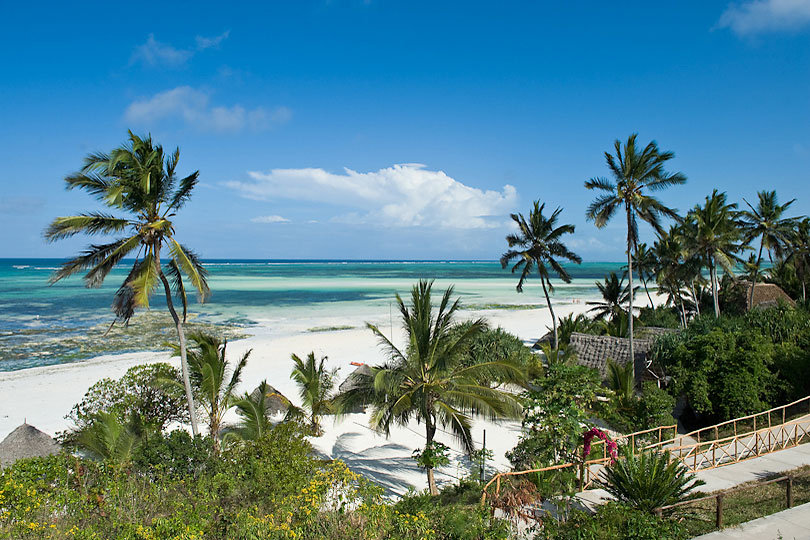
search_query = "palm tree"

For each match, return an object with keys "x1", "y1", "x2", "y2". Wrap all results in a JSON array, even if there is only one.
[
  {"x1": 687, "y1": 190, "x2": 745, "y2": 317},
  {"x1": 170, "y1": 332, "x2": 250, "y2": 449},
  {"x1": 739, "y1": 190, "x2": 798, "y2": 307},
  {"x1": 633, "y1": 243, "x2": 658, "y2": 306},
  {"x1": 228, "y1": 380, "x2": 276, "y2": 441},
  {"x1": 587, "y1": 272, "x2": 631, "y2": 321},
  {"x1": 44, "y1": 132, "x2": 209, "y2": 435},
  {"x1": 786, "y1": 218, "x2": 810, "y2": 300},
  {"x1": 585, "y1": 134, "x2": 686, "y2": 383},
  {"x1": 606, "y1": 359, "x2": 635, "y2": 407},
  {"x1": 285, "y1": 352, "x2": 337, "y2": 436},
  {"x1": 334, "y1": 280, "x2": 524, "y2": 495},
  {"x1": 501, "y1": 201, "x2": 581, "y2": 349},
  {"x1": 75, "y1": 412, "x2": 142, "y2": 463},
  {"x1": 653, "y1": 228, "x2": 690, "y2": 326}
]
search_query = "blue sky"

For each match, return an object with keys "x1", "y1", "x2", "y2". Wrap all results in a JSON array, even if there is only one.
[{"x1": 1, "y1": 0, "x2": 809, "y2": 261}]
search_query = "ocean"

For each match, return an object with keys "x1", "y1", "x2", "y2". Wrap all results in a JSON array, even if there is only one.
[{"x1": 0, "y1": 259, "x2": 625, "y2": 372}]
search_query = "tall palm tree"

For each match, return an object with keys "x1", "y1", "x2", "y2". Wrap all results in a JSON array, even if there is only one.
[
  {"x1": 587, "y1": 272, "x2": 632, "y2": 321},
  {"x1": 786, "y1": 218, "x2": 810, "y2": 301},
  {"x1": 739, "y1": 190, "x2": 797, "y2": 308},
  {"x1": 653, "y1": 228, "x2": 690, "y2": 326},
  {"x1": 45, "y1": 132, "x2": 209, "y2": 435},
  {"x1": 500, "y1": 201, "x2": 581, "y2": 349},
  {"x1": 585, "y1": 134, "x2": 686, "y2": 383},
  {"x1": 334, "y1": 280, "x2": 524, "y2": 495},
  {"x1": 285, "y1": 352, "x2": 337, "y2": 436},
  {"x1": 687, "y1": 190, "x2": 745, "y2": 317},
  {"x1": 633, "y1": 243, "x2": 658, "y2": 306},
  {"x1": 170, "y1": 332, "x2": 250, "y2": 449}
]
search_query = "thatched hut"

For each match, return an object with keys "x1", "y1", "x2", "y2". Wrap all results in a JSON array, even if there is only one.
[
  {"x1": 0, "y1": 423, "x2": 61, "y2": 468},
  {"x1": 249, "y1": 383, "x2": 290, "y2": 416},
  {"x1": 744, "y1": 282, "x2": 796, "y2": 310},
  {"x1": 568, "y1": 332, "x2": 661, "y2": 379},
  {"x1": 338, "y1": 364, "x2": 373, "y2": 394}
]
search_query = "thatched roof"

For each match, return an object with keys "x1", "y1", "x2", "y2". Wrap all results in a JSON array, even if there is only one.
[
  {"x1": 250, "y1": 384, "x2": 290, "y2": 416},
  {"x1": 568, "y1": 333, "x2": 656, "y2": 378},
  {"x1": 0, "y1": 424, "x2": 60, "y2": 468},
  {"x1": 745, "y1": 282, "x2": 795, "y2": 310},
  {"x1": 338, "y1": 364, "x2": 373, "y2": 394}
]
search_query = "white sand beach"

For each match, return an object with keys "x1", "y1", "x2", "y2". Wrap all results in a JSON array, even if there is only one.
[{"x1": 0, "y1": 299, "x2": 632, "y2": 495}]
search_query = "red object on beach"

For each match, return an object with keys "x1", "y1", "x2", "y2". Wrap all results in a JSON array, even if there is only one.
[{"x1": 350, "y1": 362, "x2": 365, "y2": 367}]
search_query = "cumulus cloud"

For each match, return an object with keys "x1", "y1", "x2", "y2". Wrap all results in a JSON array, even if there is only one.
[
  {"x1": 227, "y1": 164, "x2": 518, "y2": 230},
  {"x1": 124, "y1": 86, "x2": 291, "y2": 133},
  {"x1": 251, "y1": 215, "x2": 290, "y2": 223},
  {"x1": 131, "y1": 31, "x2": 230, "y2": 67},
  {"x1": 718, "y1": 0, "x2": 810, "y2": 35}
]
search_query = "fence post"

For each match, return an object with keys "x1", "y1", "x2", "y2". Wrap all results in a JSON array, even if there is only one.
[
  {"x1": 716, "y1": 493, "x2": 724, "y2": 529},
  {"x1": 787, "y1": 476, "x2": 794, "y2": 509},
  {"x1": 578, "y1": 461, "x2": 585, "y2": 491}
]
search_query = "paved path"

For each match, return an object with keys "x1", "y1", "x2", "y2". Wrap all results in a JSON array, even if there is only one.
[
  {"x1": 692, "y1": 502, "x2": 810, "y2": 540},
  {"x1": 575, "y1": 443, "x2": 810, "y2": 511}
]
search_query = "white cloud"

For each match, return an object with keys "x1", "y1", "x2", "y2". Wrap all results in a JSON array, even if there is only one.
[
  {"x1": 251, "y1": 215, "x2": 290, "y2": 223},
  {"x1": 131, "y1": 31, "x2": 230, "y2": 67},
  {"x1": 124, "y1": 86, "x2": 291, "y2": 133},
  {"x1": 227, "y1": 164, "x2": 518, "y2": 230},
  {"x1": 718, "y1": 0, "x2": 810, "y2": 35},
  {"x1": 195, "y1": 30, "x2": 230, "y2": 50}
]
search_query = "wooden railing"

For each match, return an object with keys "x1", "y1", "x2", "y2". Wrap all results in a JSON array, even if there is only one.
[
  {"x1": 481, "y1": 397, "x2": 810, "y2": 505},
  {"x1": 480, "y1": 423, "x2": 676, "y2": 504},
  {"x1": 665, "y1": 416, "x2": 810, "y2": 472},
  {"x1": 645, "y1": 395, "x2": 810, "y2": 452}
]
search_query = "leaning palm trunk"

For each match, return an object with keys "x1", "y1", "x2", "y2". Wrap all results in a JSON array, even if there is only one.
[
  {"x1": 541, "y1": 277, "x2": 558, "y2": 349},
  {"x1": 626, "y1": 208, "x2": 637, "y2": 385},
  {"x1": 690, "y1": 281, "x2": 701, "y2": 317},
  {"x1": 159, "y1": 270, "x2": 199, "y2": 436},
  {"x1": 710, "y1": 257, "x2": 720, "y2": 317},
  {"x1": 748, "y1": 240, "x2": 764, "y2": 308}
]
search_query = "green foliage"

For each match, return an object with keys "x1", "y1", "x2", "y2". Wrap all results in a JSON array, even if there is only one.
[
  {"x1": 413, "y1": 441, "x2": 451, "y2": 470},
  {"x1": 395, "y1": 491, "x2": 509, "y2": 540},
  {"x1": 64, "y1": 362, "x2": 187, "y2": 439},
  {"x1": 449, "y1": 321, "x2": 538, "y2": 377},
  {"x1": 652, "y1": 305, "x2": 810, "y2": 421},
  {"x1": 598, "y1": 447, "x2": 704, "y2": 512},
  {"x1": 556, "y1": 313, "x2": 598, "y2": 345},
  {"x1": 637, "y1": 306, "x2": 682, "y2": 329},
  {"x1": 607, "y1": 359, "x2": 635, "y2": 407},
  {"x1": 285, "y1": 351, "x2": 337, "y2": 436},
  {"x1": 131, "y1": 430, "x2": 214, "y2": 479},
  {"x1": 228, "y1": 380, "x2": 276, "y2": 441},
  {"x1": 635, "y1": 382, "x2": 676, "y2": 431},
  {"x1": 539, "y1": 502, "x2": 686, "y2": 540},
  {"x1": 507, "y1": 363, "x2": 601, "y2": 470}
]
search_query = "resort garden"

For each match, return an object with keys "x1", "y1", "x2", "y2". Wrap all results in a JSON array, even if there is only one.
[{"x1": 2, "y1": 132, "x2": 810, "y2": 539}]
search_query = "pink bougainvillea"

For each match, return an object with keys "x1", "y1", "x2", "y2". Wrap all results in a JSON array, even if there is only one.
[{"x1": 583, "y1": 427, "x2": 618, "y2": 463}]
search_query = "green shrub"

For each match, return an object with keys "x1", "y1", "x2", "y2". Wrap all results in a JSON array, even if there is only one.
[
  {"x1": 539, "y1": 502, "x2": 686, "y2": 540},
  {"x1": 599, "y1": 447, "x2": 704, "y2": 512},
  {"x1": 131, "y1": 430, "x2": 215, "y2": 479}
]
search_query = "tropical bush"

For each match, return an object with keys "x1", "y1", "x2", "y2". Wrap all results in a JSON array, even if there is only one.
[
  {"x1": 598, "y1": 447, "x2": 704, "y2": 513},
  {"x1": 63, "y1": 362, "x2": 187, "y2": 439},
  {"x1": 507, "y1": 363, "x2": 601, "y2": 470},
  {"x1": 539, "y1": 502, "x2": 686, "y2": 540}
]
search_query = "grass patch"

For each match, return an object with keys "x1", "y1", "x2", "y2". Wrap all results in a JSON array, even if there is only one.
[
  {"x1": 306, "y1": 325, "x2": 355, "y2": 333},
  {"x1": 671, "y1": 465, "x2": 810, "y2": 536}
]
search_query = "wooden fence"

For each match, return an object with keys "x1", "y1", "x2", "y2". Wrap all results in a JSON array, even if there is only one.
[{"x1": 481, "y1": 396, "x2": 810, "y2": 505}]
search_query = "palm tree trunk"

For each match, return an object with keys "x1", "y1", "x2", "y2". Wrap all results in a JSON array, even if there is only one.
[
  {"x1": 159, "y1": 271, "x2": 200, "y2": 436},
  {"x1": 710, "y1": 258, "x2": 720, "y2": 318},
  {"x1": 642, "y1": 277, "x2": 654, "y2": 307},
  {"x1": 625, "y1": 209, "x2": 638, "y2": 387},
  {"x1": 748, "y1": 239, "x2": 764, "y2": 309},
  {"x1": 690, "y1": 281, "x2": 701, "y2": 316},
  {"x1": 425, "y1": 422, "x2": 438, "y2": 496},
  {"x1": 541, "y1": 276, "x2": 558, "y2": 349}
]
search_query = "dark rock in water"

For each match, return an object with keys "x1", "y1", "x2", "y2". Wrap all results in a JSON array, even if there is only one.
[{"x1": 0, "y1": 423, "x2": 61, "y2": 468}]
